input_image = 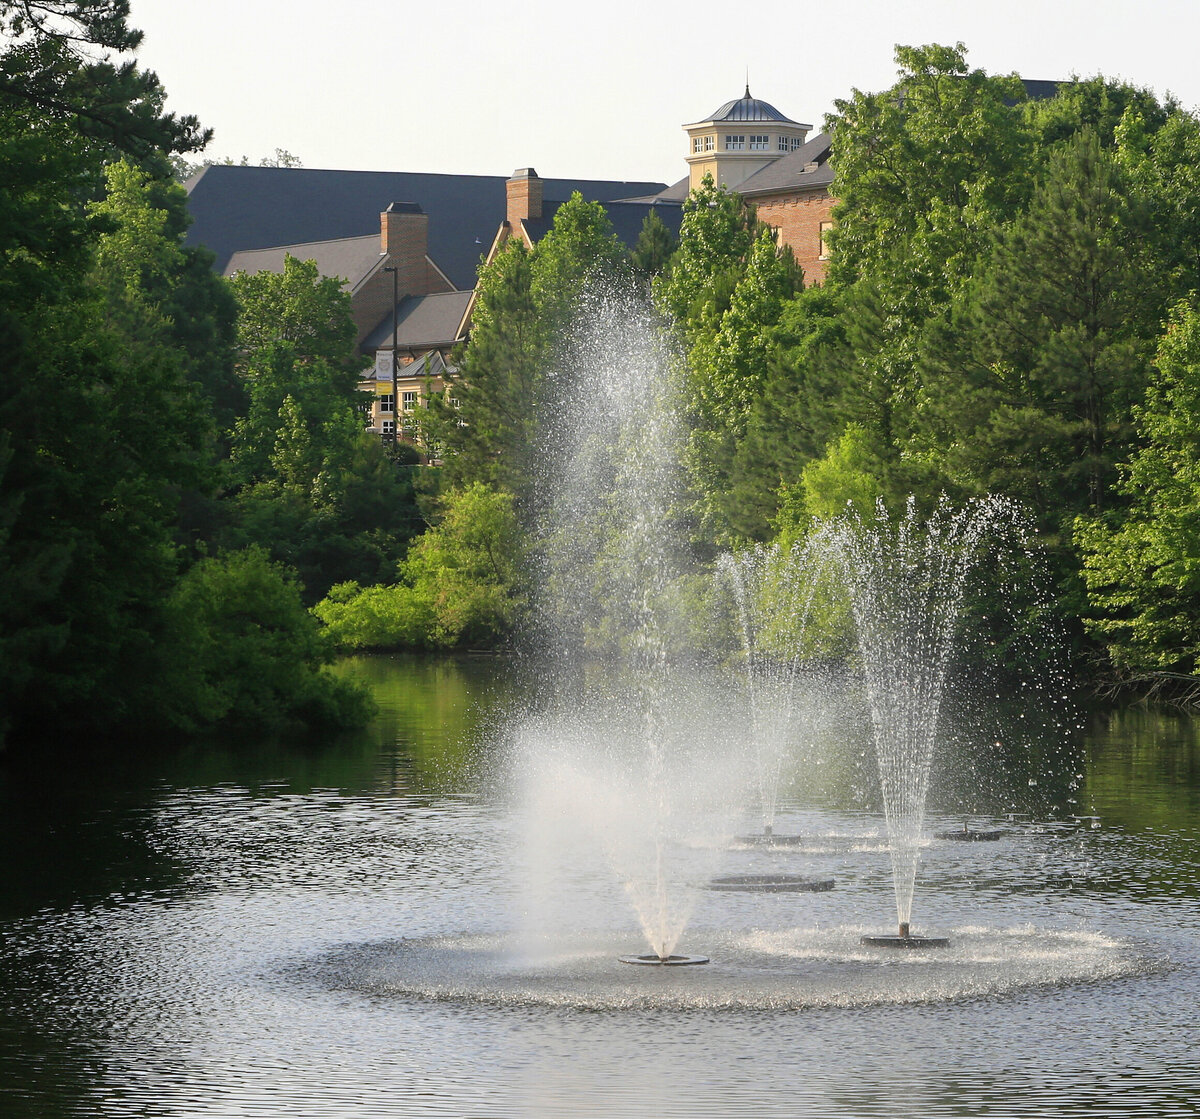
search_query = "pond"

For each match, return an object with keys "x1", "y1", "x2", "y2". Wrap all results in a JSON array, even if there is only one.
[{"x1": 0, "y1": 653, "x2": 1198, "y2": 1118}]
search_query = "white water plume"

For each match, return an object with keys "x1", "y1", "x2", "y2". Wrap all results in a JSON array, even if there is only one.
[
  {"x1": 831, "y1": 495, "x2": 1022, "y2": 932},
  {"x1": 715, "y1": 538, "x2": 841, "y2": 833},
  {"x1": 518, "y1": 287, "x2": 734, "y2": 960}
]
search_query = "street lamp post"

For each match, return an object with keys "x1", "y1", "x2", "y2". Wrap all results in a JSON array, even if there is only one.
[{"x1": 383, "y1": 265, "x2": 398, "y2": 444}]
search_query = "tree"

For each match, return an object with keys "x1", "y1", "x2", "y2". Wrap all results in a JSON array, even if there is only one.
[
  {"x1": 631, "y1": 207, "x2": 677, "y2": 280},
  {"x1": 653, "y1": 175, "x2": 802, "y2": 544},
  {"x1": 1114, "y1": 103, "x2": 1200, "y2": 309},
  {"x1": 159, "y1": 547, "x2": 373, "y2": 733},
  {"x1": 812, "y1": 44, "x2": 1035, "y2": 495},
  {"x1": 654, "y1": 173, "x2": 756, "y2": 346},
  {"x1": 314, "y1": 483, "x2": 528, "y2": 650},
  {"x1": 437, "y1": 239, "x2": 544, "y2": 499},
  {"x1": 919, "y1": 130, "x2": 1154, "y2": 536},
  {"x1": 227, "y1": 254, "x2": 358, "y2": 372},
  {"x1": 1076, "y1": 302, "x2": 1200, "y2": 682},
  {"x1": 222, "y1": 343, "x2": 422, "y2": 602},
  {"x1": 0, "y1": 0, "x2": 389, "y2": 748},
  {"x1": 531, "y1": 191, "x2": 630, "y2": 345},
  {"x1": 0, "y1": 0, "x2": 208, "y2": 160},
  {"x1": 826, "y1": 43, "x2": 1032, "y2": 295},
  {"x1": 718, "y1": 286, "x2": 844, "y2": 539}
]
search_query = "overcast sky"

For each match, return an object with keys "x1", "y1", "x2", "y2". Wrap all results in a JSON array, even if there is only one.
[{"x1": 129, "y1": 0, "x2": 1200, "y2": 185}]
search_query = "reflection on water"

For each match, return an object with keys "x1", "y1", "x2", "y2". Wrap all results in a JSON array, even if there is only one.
[{"x1": 0, "y1": 655, "x2": 1198, "y2": 1118}]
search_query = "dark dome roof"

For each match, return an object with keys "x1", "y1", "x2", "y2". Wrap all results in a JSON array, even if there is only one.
[{"x1": 706, "y1": 86, "x2": 798, "y2": 124}]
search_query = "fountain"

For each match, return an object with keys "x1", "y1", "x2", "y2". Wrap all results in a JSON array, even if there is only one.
[
  {"x1": 716, "y1": 540, "x2": 840, "y2": 847},
  {"x1": 830, "y1": 495, "x2": 1022, "y2": 948},
  {"x1": 519, "y1": 286, "x2": 740, "y2": 966},
  {"x1": 499, "y1": 286, "x2": 1086, "y2": 981}
]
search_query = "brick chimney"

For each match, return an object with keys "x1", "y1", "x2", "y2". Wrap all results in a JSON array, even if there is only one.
[
  {"x1": 380, "y1": 201, "x2": 429, "y2": 295},
  {"x1": 506, "y1": 167, "x2": 543, "y2": 227}
]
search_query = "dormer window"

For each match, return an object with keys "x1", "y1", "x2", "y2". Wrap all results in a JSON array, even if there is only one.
[{"x1": 724, "y1": 135, "x2": 745, "y2": 151}]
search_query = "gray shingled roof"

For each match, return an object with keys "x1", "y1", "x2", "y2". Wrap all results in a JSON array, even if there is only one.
[
  {"x1": 185, "y1": 166, "x2": 671, "y2": 289},
  {"x1": 223, "y1": 234, "x2": 385, "y2": 290},
  {"x1": 361, "y1": 290, "x2": 473, "y2": 352},
  {"x1": 738, "y1": 133, "x2": 834, "y2": 196}
]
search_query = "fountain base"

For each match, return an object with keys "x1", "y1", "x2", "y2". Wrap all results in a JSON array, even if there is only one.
[
  {"x1": 861, "y1": 933, "x2": 950, "y2": 949},
  {"x1": 735, "y1": 834, "x2": 810, "y2": 847},
  {"x1": 709, "y1": 874, "x2": 834, "y2": 893},
  {"x1": 618, "y1": 954, "x2": 710, "y2": 966},
  {"x1": 935, "y1": 828, "x2": 1003, "y2": 842}
]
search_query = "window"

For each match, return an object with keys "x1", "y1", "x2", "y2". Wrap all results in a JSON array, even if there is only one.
[
  {"x1": 791, "y1": 137, "x2": 803, "y2": 151},
  {"x1": 724, "y1": 134, "x2": 745, "y2": 151},
  {"x1": 378, "y1": 392, "x2": 394, "y2": 413},
  {"x1": 750, "y1": 134, "x2": 769, "y2": 151},
  {"x1": 819, "y1": 220, "x2": 834, "y2": 260},
  {"x1": 401, "y1": 390, "x2": 418, "y2": 411},
  {"x1": 692, "y1": 137, "x2": 703, "y2": 153},
  {"x1": 778, "y1": 135, "x2": 790, "y2": 152},
  {"x1": 704, "y1": 135, "x2": 714, "y2": 152},
  {"x1": 381, "y1": 419, "x2": 395, "y2": 440}
]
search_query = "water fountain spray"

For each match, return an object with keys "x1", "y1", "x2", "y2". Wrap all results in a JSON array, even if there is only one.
[
  {"x1": 834, "y1": 495, "x2": 1015, "y2": 948},
  {"x1": 717, "y1": 538, "x2": 838, "y2": 845}
]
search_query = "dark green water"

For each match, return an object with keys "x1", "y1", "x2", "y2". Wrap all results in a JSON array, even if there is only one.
[{"x1": 0, "y1": 654, "x2": 1197, "y2": 1118}]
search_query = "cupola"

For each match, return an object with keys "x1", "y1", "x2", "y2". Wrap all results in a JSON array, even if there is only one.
[{"x1": 683, "y1": 86, "x2": 812, "y2": 192}]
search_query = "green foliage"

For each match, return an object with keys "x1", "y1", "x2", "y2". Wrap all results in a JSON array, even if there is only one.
[
  {"x1": 0, "y1": 150, "x2": 218, "y2": 745},
  {"x1": 314, "y1": 483, "x2": 527, "y2": 650},
  {"x1": 531, "y1": 192, "x2": 630, "y2": 340},
  {"x1": 0, "y1": 6, "x2": 375, "y2": 749},
  {"x1": 777, "y1": 424, "x2": 883, "y2": 528},
  {"x1": 1114, "y1": 103, "x2": 1200, "y2": 307},
  {"x1": 631, "y1": 207, "x2": 677, "y2": 279},
  {"x1": 654, "y1": 173, "x2": 757, "y2": 345},
  {"x1": 919, "y1": 130, "x2": 1153, "y2": 534},
  {"x1": 227, "y1": 254, "x2": 358, "y2": 371},
  {"x1": 1077, "y1": 303, "x2": 1200, "y2": 676},
  {"x1": 218, "y1": 259, "x2": 420, "y2": 601},
  {"x1": 160, "y1": 547, "x2": 373, "y2": 733},
  {"x1": 0, "y1": 0, "x2": 209, "y2": 160},
  {"x1": 437, "y1": 240, "x2": 543, "y2": 499},
  {"x1": 654, "y1": 175, "x2": 803, "y2": 545},
  {"x1": 826, "y1": 43, "x2": 1032, "y2": 295},
  {"x1": 228, "y1": 342, "x2": 359, "y2": 486},
  {"x1": 723, "y1": 285, "x2": 847, "y2": 539}
]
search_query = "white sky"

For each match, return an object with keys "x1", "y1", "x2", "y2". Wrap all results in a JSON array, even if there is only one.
[{"x1": 129, "y1": 0, "x2": 1200, "y2": 185}]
